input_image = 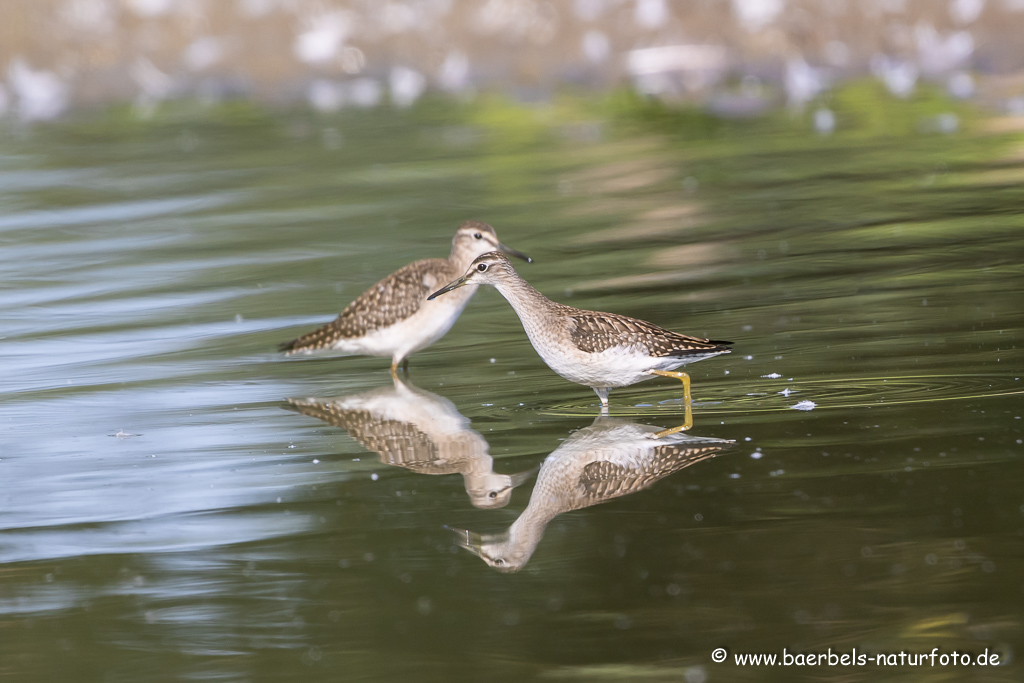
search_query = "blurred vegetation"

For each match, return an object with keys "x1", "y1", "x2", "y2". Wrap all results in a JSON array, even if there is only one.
[{"x1": 17, "y1": 79, "x2": 1001, "y2": 144}]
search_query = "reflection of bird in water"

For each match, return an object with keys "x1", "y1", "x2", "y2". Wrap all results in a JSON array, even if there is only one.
[
  {"x1": 429, "y1": 252, "x2": 730, "y2": 412},
  {"x1": 452, "y1": 417, "x2": 733, "y2": 571},
  {"x1": 286, "y1": 376, "x2": 535, "y2": 509},
  {"x1": 279, "y1": 221, "x2": 530, "y2": 377}
]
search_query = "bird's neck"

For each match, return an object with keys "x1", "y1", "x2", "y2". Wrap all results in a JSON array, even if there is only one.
[
  {"x1": 493, "y1": 275, "x2": 558, "y2": 331},
  {"x1": 514, "y1": 466, "x2": 573, "y2": 530},
  {"x1": 493, "y1": 274, "x2": 565, "y2": 348},
  {"x1": 493, "y1": 464, "x2": 578, "y2": 566},
  {"x1": 449, "y1": 244, "x2": 482, "y2": 272},
  {"x1": 501, "y1": 498, "x2": 558, "y2": 562}
]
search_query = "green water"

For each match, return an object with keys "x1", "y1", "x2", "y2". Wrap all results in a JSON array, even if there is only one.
[{"x1": 2, "y1": 92, "x2": 1023, "y2": 682}]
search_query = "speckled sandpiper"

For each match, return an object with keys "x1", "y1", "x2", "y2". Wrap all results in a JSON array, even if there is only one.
[
  {"x1": 452, "y1": 416, "x2": 734, "y2": 571},
  {"x1": 280, "y1": 222, "x2": 530, "y2": 375},
  {"x1": 428, "y1": 252, "x2": 731, "y2": 415},
  {"x1": 285, "y1": 375, "x2": 536, "y2": 509}
]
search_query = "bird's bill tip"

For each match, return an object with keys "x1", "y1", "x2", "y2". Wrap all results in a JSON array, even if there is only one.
[
  {"x1": 496, "y1": 241, "x2": 532, "y2": 263},
  {"x1": 446, "y1": 526, "x2": 485, "y2": 553}
]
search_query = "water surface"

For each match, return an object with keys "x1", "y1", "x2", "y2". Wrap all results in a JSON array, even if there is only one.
[{"x1": 1, "y1": 100, "x2": 1023, "y2": 681}]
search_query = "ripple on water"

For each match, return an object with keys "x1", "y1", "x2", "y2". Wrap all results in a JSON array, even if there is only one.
[{"x1": 541, "y1": 374, "x2": 1024, "y2": 418}]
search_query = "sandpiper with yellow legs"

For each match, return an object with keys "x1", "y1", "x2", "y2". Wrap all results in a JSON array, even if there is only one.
[
  {"x1": 280, "y1": 222, "x2": 531, "y2": 377},
  {"x1": 428, "y1": 252, "x2": 731, "y2": 427}
]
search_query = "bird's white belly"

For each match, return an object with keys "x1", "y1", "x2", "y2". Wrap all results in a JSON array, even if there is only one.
[
  {"x1": 527, "y1": 335, "x2": 682, "y2": 388},
  {"x1": 333, "y1": 286, "x2": 476, "y2": 359},
  {"x1": 544, "y1": 344, "x2": 663, "y2": 387}
]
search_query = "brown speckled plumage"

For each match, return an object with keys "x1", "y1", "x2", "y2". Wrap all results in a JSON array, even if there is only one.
[
  {"x1": 286, "y1": 379, "x2": 537, "y2": 509},
  {"x1": 568, "y1": 311, "x2": 730, "y2": 358},
  {"x1": 280, "y1": 222, "x2": 530, "y2": 368},
  {"x1": 428, "y1": 252, "x2": 731, "y2": 407},
  {"x1": 279, "y1": 258, "x2": 456, "y2": 352},
  {"x1": 578, "y1": 442, "x2": 725, "y2": 499},
  {"x1": 452, "y1": 418, "x2": 734, "y2": 571},
  {"x1": 287, "y1": 398, "x2": 445, "y2": 470}
]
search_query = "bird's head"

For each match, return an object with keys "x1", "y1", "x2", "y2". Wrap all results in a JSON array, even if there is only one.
[
  {"x1": 428, "y1": 252, "x2": 519, "y2": 300},
  {"x1": 448, "y1": 527, "x2": 533, "y2": 573},
  {"x1": 465, "y1": 466, "x2": 538, "y2": 509},
  {"x1": 451, "y1": 221, "x2": 531, "y2": 264}
]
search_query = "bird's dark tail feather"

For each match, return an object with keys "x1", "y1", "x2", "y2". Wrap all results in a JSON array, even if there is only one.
[{"x1": 278, "y1": 320, "x2": 342, "y2": 353}]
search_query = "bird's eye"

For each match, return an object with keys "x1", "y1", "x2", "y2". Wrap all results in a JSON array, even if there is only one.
[
  {"x1": 493, "y1": 558, "x2": 504, "y2": 566},
  {"x1": 488, "y1": 491, "x2": 498, "y2": 499},
  {"x1": 474, "y1": 232, "x2": 482, "y2": 239},
  {"x1": 477, "y1": 263, "x2": 488, "y2": 272}
]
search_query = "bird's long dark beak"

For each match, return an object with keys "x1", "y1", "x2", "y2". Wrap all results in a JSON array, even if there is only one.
[
  {"x1": 495, "y1": 241, "x2": 532, "y2": 264},
  {"x1": 427, "y1": 274, "x2": 470, "y2": 300},
  {"x1": 445, "y1": 525, "x2": 485, "y2": 555}
]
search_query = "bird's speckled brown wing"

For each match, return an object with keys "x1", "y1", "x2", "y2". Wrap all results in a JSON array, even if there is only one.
[
  {"x1": 577, "y1": 442, "x2": 728, "y2": 500},
  {"x1": 286, "y1": 399, "x2": 453, "y2": 472},
  {"x1": 568, "y1": 310, "x2": 731, "y2": 357},
  {"x1": 280, "y1": 258, "x2": 455, "y2": 352}
]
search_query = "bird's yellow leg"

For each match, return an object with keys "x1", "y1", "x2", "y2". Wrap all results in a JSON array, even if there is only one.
[
  {"x1": 653, "y1": 403, "x2": 692, "y2": 438},
  {"x1": 651, "y1": 369, "x2": 691, "y2": 401},
  {"x1": 390, "y1": 362, "x2": 399, "y2": 380},
  {"x1": 650, "y1": 370, "x2": 693, "y2": 437}
]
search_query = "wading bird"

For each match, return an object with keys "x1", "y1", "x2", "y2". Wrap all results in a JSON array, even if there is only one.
[
  {"x1": 429, "y1": 252, "x2": 730, "y2": 413},
  {"x1": 281, "y1": 222, "x2": 531, "y2": 376}
]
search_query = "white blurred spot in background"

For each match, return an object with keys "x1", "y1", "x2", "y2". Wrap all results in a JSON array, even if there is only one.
[
  {"x1": 916, "y1": 25, "x2": 974, "y2": 76},
  {"x1": 732, "y1": 0, "x2": 785, "y2": 32},
  {"x1": 237, "y1": 0, "x2": 278, "y2": 18},
  {"x1": 785, "y1": 57, "x2": 826, "y2": 109},
  {"x1": 627, "y1": 44, "x2": 729, "y2": 97},
  {"x1": 950, "y1": 0, "x2": 985, "y2": 24},
  {"x1": 947, "y1": 71, "x2": 975, "y2": 98},
  {"x1": 582, "y1": 31, "x2": 610, "y2": 64},
  {"x1": 125, "y1": 0, "x2": 173, "y2": 17},
  {"x1": 439, "y1": 51, "x2": 470, "y2": 93},
  {"x1": 340, "y1": 47, "x2": 366, "y2": 75},
  {"x1": 814, "y1": 108, "x2": 836, "y2": 135},
  {"x1": 8, "y1": 58, "x2": 69, "y2": 121},
  {"x1": 390, "y1": 66, "x2": 426, "y2": 108},
  {"x1": 929, "y1": 112, "x2": 960, "y2": 133},
  {"x1": 295, "y1": 11, "x2": 355, "y2": 64},
  {"x1": 635, "y1": 0, "x2": 668, "y2": 29},
  {"x1": 184, "y1": 37, "x2": 226, "y2": 72},
  {"x1": 131, "y1": 57, "x2": 175, "y2": 109},
  {"x1": 308, "y1": 80, "x2": 346, "y2": 113},
  {"x1": 871, "y1": 55, "x2": 918, "y2": 97}
]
